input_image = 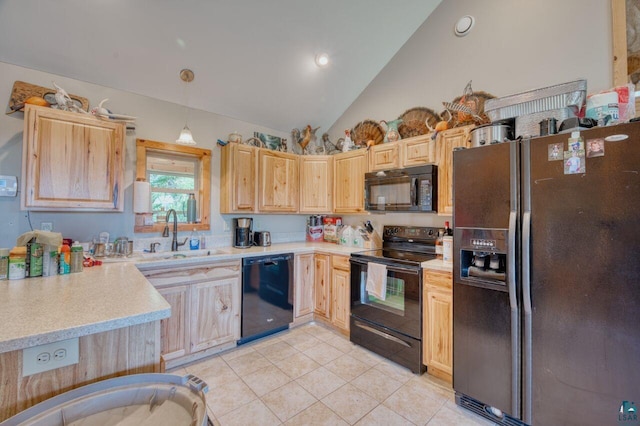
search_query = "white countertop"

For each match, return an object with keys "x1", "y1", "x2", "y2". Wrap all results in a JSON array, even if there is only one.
[
  {"x1": 0, "y1": 242, "x2": 360, "y2": 353},
  {"x1": 421, "y1": 259, "x2": 453, "y2": 273},
  {"x1": 0, "y1": 262, "x2": 171, "y2": 353}
]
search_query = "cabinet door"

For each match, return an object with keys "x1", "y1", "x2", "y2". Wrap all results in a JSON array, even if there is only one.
[
  {"x1": 330, "y1": 256, "x2": 350, "y2": 333},
  {"x1": 369, "y1": 142, "x2": 400, "y2": 171},
  {"x1": 313, "y1": 254, "x2": 331, "y2": 319},
  {"x1": 258, "y1": 150, "x2": 299, "y2": 212},
  {"x1": 157, "y1": 285, "x2": 190, "y2": 361},
  {"x1": 333, "y1": 150, "x2": 367, "y2": 213},
  {"x1": 294, "y1": 253, "x2": 315, "y2": 318},
  {"x1": 190, "y1": 276, "x2": 241, "y2": 352},
  {"x1": 22, "y1": 105, "x2": 125, "y2": 211},
  {"x1": 402, "y1": 134, "x2": 434, "y2": 167},
  {"x1": 220, "y1": 144, "x2": 256, "y2": 213},
  {"x1": 299, "y1": 156, "x2": 333, "y2": 213},
  {"x1": 436, "y1": 126, "x2": 472, "y2": 215},
  {"x1": 424, "y1": 286, "x2": 453, "y2": 381}
]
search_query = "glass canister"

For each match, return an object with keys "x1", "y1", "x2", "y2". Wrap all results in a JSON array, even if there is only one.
[{"x1": 0, "y1": 248, "x2": 9, "y2": 280}]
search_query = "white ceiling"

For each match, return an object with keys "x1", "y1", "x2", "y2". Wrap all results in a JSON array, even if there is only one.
[{"x1": 0, "y1": 0, "x2": 441, "y2": 133}]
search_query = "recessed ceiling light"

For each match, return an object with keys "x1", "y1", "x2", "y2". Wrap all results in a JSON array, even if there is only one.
[
  {"x1": 454, "y1": 15, "x2": 475, "y2": 37},
  {"x1": 315, "y1": 53, "x2": 329, "y2": 68}
]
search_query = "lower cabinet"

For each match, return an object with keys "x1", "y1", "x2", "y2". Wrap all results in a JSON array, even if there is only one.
[
  {"x1": 142, "y1": 260, "x2": 241, "y2": 369},
  {"x1": 422, "y1": 269, "x2": 453, "y2": 383},
  {"x1": 330, "y1": 255, "x2": 351, "y2": 335},
  {"x1": 312, "y1": 253, "x2": 350, "y2": 335},
  {"x1": 294, "y1": 253, "x2": 315, "y2": 323},
  {"x1": 313, "y1": 253, "x2": 331, "y2": 320}
]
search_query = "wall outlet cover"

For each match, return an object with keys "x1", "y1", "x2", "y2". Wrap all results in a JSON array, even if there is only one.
[
  {"x1": 41, "y1": 222, "x2": 53, "y2": 232},
  {"x1": 23, "y1": 337, "x2": 79, "y2": 376}
]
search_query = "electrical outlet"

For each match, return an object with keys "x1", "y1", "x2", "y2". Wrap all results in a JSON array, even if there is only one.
[
  {"x1": 41, "y1": 222, "x2": 53, "y2": 232},
  {"x1": 223, "y1": 220, "x2": 230, "y2": 232},
  {"x1": 37, "y1": 352, "x2": 50, "y2": 364},
  {"x1": 23, "y1": 338, "x2": 79, "y2": 376}
]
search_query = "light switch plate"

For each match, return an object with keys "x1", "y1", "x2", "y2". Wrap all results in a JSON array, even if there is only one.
[{"x1": 23, "y1": 337, "x2": 79, "y2": 376}]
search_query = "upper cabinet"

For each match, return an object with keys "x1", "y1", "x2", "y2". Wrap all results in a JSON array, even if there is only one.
[
  {"x1": 401, "y1": 133, "x2": 434, "y2": 167},
  {"x1": 436, "y1": 125, "x2": 473, "y2": 216},
  {"x1": 21, "y1": 105, "x2": 125, "y2": 211},
  {"x1": 258, "y1": 150, "x2": 299, "y2": 212},
  {"x1": 220, "y1": 143, "x2": 256, "y2": 213},
  {"x1": 369, "y1": 134, "x2": 435, "y2": 172},
  {"x1": 299, "y1": 155, "x2": 333, "y2": 213},
  {"x1": 369, "y1": 142, "x2": 400, "y2": 172},
  {"x1": 334, "y1": 149, "x2": 368, "y2": 214}
]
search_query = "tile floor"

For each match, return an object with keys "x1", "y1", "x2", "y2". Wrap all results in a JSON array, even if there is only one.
[{"x1": 169, "y1": 322, "x2": 496, "y2": 425}]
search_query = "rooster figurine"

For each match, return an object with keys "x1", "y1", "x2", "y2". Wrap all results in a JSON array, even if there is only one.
[{"x1": 292, "y1": 125, "x2": 320, "y2": 154}]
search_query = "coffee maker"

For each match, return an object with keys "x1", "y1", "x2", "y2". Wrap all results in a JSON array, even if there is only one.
[{"x1": 234, "y1": 218, "x2": 253, "y2": 248}]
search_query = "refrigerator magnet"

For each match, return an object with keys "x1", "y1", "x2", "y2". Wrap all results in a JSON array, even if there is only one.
[
  {"x1": 586, "y1": 138, "x2": 605, "y2": 158},
  {"x1": 548, "y1": 143, "x2": 563, "y2": 161},
  {"x1": 569, "y1": 139, "x2": 584, "y2": 152},
  {"x1": 564, "y1": 149, "x2": 586, "y2": 174}
]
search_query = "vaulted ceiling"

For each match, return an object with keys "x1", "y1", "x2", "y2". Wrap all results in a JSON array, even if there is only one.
[{"x1": 0, "y1": 0, "x2": 441, "y2": 132}]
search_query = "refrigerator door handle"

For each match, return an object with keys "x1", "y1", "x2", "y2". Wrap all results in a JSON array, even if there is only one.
[
  {"x1": 508, "y1": 209, "x2": 520, "y2": 418},
  {"x1": 522, "y1": 210, "x2": 532, "y2": 424}
]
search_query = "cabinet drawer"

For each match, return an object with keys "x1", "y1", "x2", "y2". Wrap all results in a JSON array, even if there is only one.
[
  {"x1": 423, "y1": 269, "x2": 452, "y2": 290},
  {"x1": 332, "y1": 255, "x2": 350, "y2": 271}
]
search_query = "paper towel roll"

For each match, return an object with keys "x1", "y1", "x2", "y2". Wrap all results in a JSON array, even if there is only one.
[{"x1": 133, "y1": 181, "x2": 151, "y2": 213}]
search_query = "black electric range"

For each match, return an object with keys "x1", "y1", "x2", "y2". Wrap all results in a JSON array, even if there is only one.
[{"x1": 349, "y1": 225, "x2": 442, "y2": 374}]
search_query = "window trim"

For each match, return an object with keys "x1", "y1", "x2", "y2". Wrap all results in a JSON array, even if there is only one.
[{"x1": 135, "y1": 138, "x2": 211, "y2": 233}]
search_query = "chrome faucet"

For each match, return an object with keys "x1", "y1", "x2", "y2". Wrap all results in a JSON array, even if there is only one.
[{"x1": 163, "y1": 209, "x2": 188, "y2": 251}]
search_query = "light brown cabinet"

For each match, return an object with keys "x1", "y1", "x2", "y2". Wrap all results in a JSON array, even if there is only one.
[
  {"x1": 142, "y1": 260, "x2": 241, "y2": 369},
  {"x1": 299, "y1": 156, "x2": 333, "y2": 213},
  {"x1": 369, "y1": 142, "x2": 400, "y2": 171},
  {"x1": 313, "y1": 253, "x2": 331, "y2": 320},
  {"x1": 330, "y1": 255, "x2": 351, "y2": 335},
  {"x1": 258, "y1": 150, "x2": 299, "y2": 212},
  {"x1": 401, "y1": 133, "x2": 434, "y2": 167},
  {"x1": 156, "y1": 284, "x2": 190, "y2": 361},
  {"x1": 422, "y1": 269, "x2": 453, "y2": 383},
  {"x1": 21, "y1": 104, "x2": 125, "y2": 211},
  {"x1": 294, "y1": 253, "x2": 315, "y2": 322},
  {"x1": 368, "y1": 134, "x2": 435, "y2": 172},
  {"x1": 334, "y1": 149, "x2": 368, "y2": 213},
  {"x1": 436, "y1": 125, "x2": 473, "y2": 216},
  {"x1": 220, "y1": 143, "x2": 257, "y2": 213}
]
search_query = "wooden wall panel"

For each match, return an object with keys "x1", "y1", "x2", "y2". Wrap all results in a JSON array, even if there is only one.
[{"x1": 0, "y1": 321, "x2": 160, "y2": 421}]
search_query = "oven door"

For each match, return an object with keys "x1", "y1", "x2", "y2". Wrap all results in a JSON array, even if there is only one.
[{"x1": 349, "y1": 257, "x2": 422, "y2": 339}]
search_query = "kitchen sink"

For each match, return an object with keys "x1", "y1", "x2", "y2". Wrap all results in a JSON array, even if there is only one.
[
  {"x1": 99, "y1": 249, "x2": 226, "y2": 263},
  {"x1": 138, "y1": 249, "x2": 225, "y2": 260}
]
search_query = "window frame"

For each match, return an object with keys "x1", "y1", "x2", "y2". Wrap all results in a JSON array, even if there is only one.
[{"x1": 135, "y1": 138, "x2": 211, "y2": 233}]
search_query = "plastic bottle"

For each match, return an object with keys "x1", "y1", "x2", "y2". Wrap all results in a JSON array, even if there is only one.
[
  {"x1": 199, "y1": 232, "x2": 206, "y2": 249},
  {"x1": 445, "y1": 221, "x2": 453, "y2": 236},
  {"x1": 70, "y1": 241, "x2": 83, "y2": 273},
  {"x1": 189, "y1": 228, "x2": 200, "y2": 250},
  {"x1": 186, "y1": 193, "x2": 197, "y2": 224},
  {"x1": 59, "y1": 244, "x2": 71, "y2": 275},
  {"x1": 435, "y1": 230, "x2": 444, "y2": 260}
]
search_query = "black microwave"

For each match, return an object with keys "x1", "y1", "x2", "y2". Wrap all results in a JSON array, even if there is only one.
[{"x1": 364, "y1": 164, "x2": 437, "y2": 213}]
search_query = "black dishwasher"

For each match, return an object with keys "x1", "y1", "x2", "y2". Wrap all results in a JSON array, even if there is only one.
[{"x1": 239, "y1": 253, "x2": 293, "y2": 345}]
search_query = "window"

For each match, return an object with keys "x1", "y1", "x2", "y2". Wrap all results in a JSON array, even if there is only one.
[{"x1": 135, "y1": 139, "x2": 211, "y2": 233}]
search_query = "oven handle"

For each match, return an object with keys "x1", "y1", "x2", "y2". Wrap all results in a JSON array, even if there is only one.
[
  {"x1": 349, "y1": 258, "x2": 420, "y2": 275},
  {"x1": 411, "y1": 177, "x2": 418, "y2": 206},
  {"x1": 353, "y1": 321, "x2": 411, "y2": 348}
]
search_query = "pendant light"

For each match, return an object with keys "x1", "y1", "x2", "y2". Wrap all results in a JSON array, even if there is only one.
[{"x1": 176, "y1": 68, "x2": 197, "y2": 145}]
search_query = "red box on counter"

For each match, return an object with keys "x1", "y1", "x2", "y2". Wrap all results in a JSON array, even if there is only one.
[{"x1": 323, "y1": 217, "x2": 342, "y2": 243}]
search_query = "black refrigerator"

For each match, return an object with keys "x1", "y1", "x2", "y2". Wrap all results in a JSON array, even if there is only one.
[{"x1": 452, "y1": 122, "x2": 640, "y2": 426}]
